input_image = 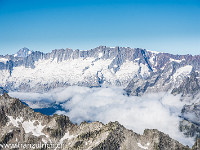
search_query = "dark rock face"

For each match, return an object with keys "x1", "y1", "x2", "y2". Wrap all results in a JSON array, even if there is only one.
[
  {"x1": 0, "y1": 87, "x2": 7, "y2": 95},
  {"x1": 179, "y1": 102, "x2": 200, "y2": 141},
  {"x1": 0, "y1": 94, "x2": 195, "y2": 150},
  {"x1": 125, "y1": 61, "x2": 185, "y2": 96},
  {"x1": 179, "y1": 120, "x2": 200, "y2": 139},
  {"x1": 170, "y1": 71, "x2": 200, "y2": 139},
  {"x1": 171, "y1": 72, "x2": 200, "y2": 97},
  {"x1": 182, "y1": 102, "x2": 200, "y2": 125},
  {"x1": 192, "y1": 138, "x2": 200, "y2": 150},
  {"x1": 125, "y1": 73, "x2": 161, "y2": 96}
]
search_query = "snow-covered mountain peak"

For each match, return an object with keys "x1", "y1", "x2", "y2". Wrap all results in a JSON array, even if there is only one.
[{"x1": 14, "y1": 47, "x2": 33, "y2": 57}]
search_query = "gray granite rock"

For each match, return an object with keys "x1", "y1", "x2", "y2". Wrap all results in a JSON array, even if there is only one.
[{"x1": 1, "y1": 46, "x2": 200, "y2": 93}]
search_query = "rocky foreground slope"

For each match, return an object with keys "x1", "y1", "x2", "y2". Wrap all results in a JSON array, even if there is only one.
[{"x1": 0, "y1": 93, "x2": 199, "y2": 150}]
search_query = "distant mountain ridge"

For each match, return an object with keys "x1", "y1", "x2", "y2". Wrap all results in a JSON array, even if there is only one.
[
  {"x1": 13, "y1": 47, "x2": 33, "y2": 58},
  {"x1": 0, "y1": 46, "x2": 200, "y2": 93}
]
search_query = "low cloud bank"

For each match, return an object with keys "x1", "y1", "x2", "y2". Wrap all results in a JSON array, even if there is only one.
[{"x1": 9, "y1": 86, "x2": 194, "y2": 146}]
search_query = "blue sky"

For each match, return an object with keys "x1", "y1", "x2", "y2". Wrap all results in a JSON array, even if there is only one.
[{"x1": 0, "y1": 0, "x2": 200, "y2": 55}]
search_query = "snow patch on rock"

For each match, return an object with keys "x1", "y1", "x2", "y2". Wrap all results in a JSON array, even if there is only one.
[{"x1": 137, "y1": 143, "x2": 149, "y2": 149}]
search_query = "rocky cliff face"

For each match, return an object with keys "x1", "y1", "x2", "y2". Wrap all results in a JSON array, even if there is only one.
[
  {"x1": 179, "y1": 101, "x2": 200, "y2": 141},
  {"x1": 125, "y1": 63, "x2": 194, "y2": 96},
  {"x1": 0, "y1": 46, "x2": 200, "y2": 93},
  {"x1": 0, "y1": 87, "x2": 7, "y2": 95},
  {"x1": 0, "y1": 93, "x2": 197, "y2": 150},
  {"x1": 171, "y1": 72, "x2": 200, "y2": 98}
]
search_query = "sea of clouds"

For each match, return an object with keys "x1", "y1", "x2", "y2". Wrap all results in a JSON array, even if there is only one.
[{"x1": 9, "y1": 86, "x2": 194, "y2": 147}]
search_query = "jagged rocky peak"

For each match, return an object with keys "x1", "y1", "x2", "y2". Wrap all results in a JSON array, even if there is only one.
[
  {"x1": 14, "y1": 47, "x2": 33, "y2": 57},
  {"x1": 0, "y1": 93, "x2": 197, "y2": 150},
  {"x1": 179, "y1": 101, "x2": 200, "y2": 140},
  {"x1": 182, "y1": 101, "x2": 200, "y2": 125},
  {"x1": 124, "y1": 61, "x2": 195, "y2": 96},
  {"x1": 171, "y1": 71, "x2": 200, "y2": 97}
]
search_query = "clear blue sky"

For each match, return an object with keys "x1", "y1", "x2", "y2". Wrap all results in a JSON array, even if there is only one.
[{"x1": 0, "y1": 0, "x2": 200, "y2": 55}]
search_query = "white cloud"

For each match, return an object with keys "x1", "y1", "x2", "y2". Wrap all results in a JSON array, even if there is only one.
[{"x1": 9, "y1": 86, "x2": 194, "y2": 147}]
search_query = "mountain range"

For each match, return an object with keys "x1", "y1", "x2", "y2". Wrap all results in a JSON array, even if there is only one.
[
  {"x1": 0, "y1": 46, "x2": 200, "y2": 93},
  {"x1": 0, "y1": 46, "x2": 200, "y2": 149}
]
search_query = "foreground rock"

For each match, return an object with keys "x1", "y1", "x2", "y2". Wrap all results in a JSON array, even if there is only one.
[{"x1": 0, "y1": 93, "x2": 198, "y2": 150}]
